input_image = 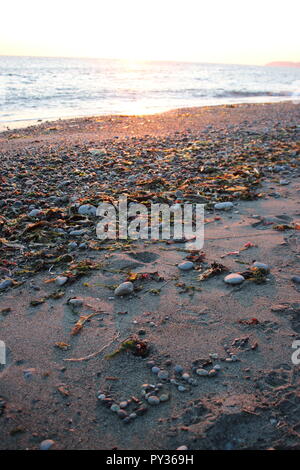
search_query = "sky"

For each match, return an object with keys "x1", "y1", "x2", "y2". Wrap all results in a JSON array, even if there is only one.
[{"x1": 1, "y1": 0, "x2": 299, "y2": 65}]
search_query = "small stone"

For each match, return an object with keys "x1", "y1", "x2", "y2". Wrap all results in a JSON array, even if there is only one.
[
  {"x1": 0, "y1": 279, "x2": 13, "y2": 290},
  {"x1": 177, "y1": 445, "x2": 188, "y2": 450},
  {"x1": 174, "y1": 365, "x2": 183, "y2": 374},
  {"x1": 147, "y1": 396, "x2": 160, "y2": 405},
  {"x1": 209, "y1": 369, "x2": 217, "y2": 377},
  {"x1": 292, "y1": 276, "x2": 300, "y2": 284},
  {"x1": 209, "y1": 353, "x2": 218, "y2": 359},
  {"x1": 231, "y1": 355, "x2": 238, "y2": 362},
  {"x1": 178, "y1": 385, "x2": 186, "y2": 392},
  {"x1": 214, "y1": 202, "x2": 234, "y2": 211},
  {"x1": 129, "y1": 412, "x2": 137, "y2": 419},
  {"x1": 225, "y1": 357, "x2": 233, "y2": 362},
  {"x1": 117, "y1": 410, "x2": 128, "y2": 419},
  {"x1": 97, "y1": 393, "x2": 106, "y2": 401},
  {"x1": 182, "y1": 373, "x2": 190, "y2": 381},
  {"x1": 69, "y1": 229, "x2": 87, "y2": 236},
  {"x1": 159, "y1": 394, "x2": 170, "y2": 402},
  {"x1": 110, "y1": 404, "x2": 120, "y2": 412},
  {"x1": 279, "y1": 179, "x2": 290, "y2": 185},
  {"x1": 136, "y1": 406, "x2": 148, "y2": 416},
  {"x1": 157, "y1": 370, "x2": 169, "y2": 380},
  {"x1": 224, "y1": 273, "x2": 245, "y2": 285},
  {"x1": 28, "y1": 209, "x2": 42, "y2": 217},
  {"x1": 55, "y1": 276, "x2": 68, "y2": 287},
  {"x1": 196, "y1": 368, "x2": 209, "y2": 376},
  {"x1": 78, "y1": 204, "x2": 97, "y2": 216},
  {"x1": 178, "y1": 261, "x2": 194, "y2": 271},
  {"x1": 151, "y1": 366, "x2": 160, "y2": 375},
  {"x1": 214, "y1": 364, "x2": 221, "y2": 370},
  {"x1": 40, "y1": 439, "x2": 55, "y2": 450},
  {"x1": 114, "y1": 281, "x2": 134, "y2": 296},
  {"x1": 252, "y1": 262, "x2": 270, "y2": 273},
  {"x1": 68, "y1": 298, "x2": 83, "y2": 307},
  {"x1": 146, "y1": 361, "x2": 155, "y2": 368},
  {"x1": 119, "y1": 401, "x2": 128, "y2": 408}
]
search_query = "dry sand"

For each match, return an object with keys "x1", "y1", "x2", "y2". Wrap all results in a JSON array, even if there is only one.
[{"x1": 0, "y1": 102, "x2": 300, "y2": 450}]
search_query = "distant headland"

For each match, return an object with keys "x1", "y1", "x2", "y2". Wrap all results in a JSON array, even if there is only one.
[{"x1": 265, "y1": 61, "x2": 300, "y2": 68}]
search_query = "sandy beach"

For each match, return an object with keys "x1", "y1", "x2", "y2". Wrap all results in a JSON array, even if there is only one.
[{"x1": 0, "y1": 101, "x2": 300, "y2": 450}]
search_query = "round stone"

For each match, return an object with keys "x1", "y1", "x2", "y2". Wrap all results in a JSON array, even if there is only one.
[
  {"x1": 117, "y1": 410, "x2": 128, "y2": 419},
  {"x1": 129, "y1": 413, "x2": 137, "y2": 419},
  {"x1": 178, "y1": 261, "x2": 194, "y2": 271},
  {"x1": 178, "y1": 385, "x2": 186, "y2": 392},
  {"x1": 209, "y1": 353, "x2": 218, "y2": 359},
  {"x1": 28, "y1": 209, "x2": 42, "y2": 217},
  {"x1": 174, "y1": 365, "x2": 183, "y2": 374},
  {"x1": 147, "y1": 396, "x2": 160, "y2": 405},
  {"x1": 214, "y1": 202, "x2": 234, "y2": 210},
  {"x1": 110, "y1": 404, "x2": 120, "y2": 412},
  {"x1": 97, "y1": 393, "x2": 106, "y2": 401},
  {"x1": 55, "y1": 276, "x2": 68, "y2": 286},
  {"x1": 224, "y1": 273, "x2": 245, "y2": 285},
  {"x1": 114, "y1": 281, "x2": 134, "y2": 296},
  {"x1": 292, "y1": 276, "x2": 300, "y2": 284},
  {"x1": 151, "y1": 366, "x2": 160, "y2": 375},
  {"x1": 214, "y1": 364, "x2": 221, "y2": 370},
  {"x1": 182, "y1": 373, "x2": 190, "y2": 381},
  {"x1": 231, "y1": 355, "x2": 238, "y2": 362},
  {"x1": 196, "y1": 368, "x2": 209, "y2": 376},
  {"x1": 40, "y1": 439, "x2": 55, "y2": 450},
  {"x1": 119, "y1": 401, "x2": 128, "y2": 408},
  {"x1": 209, "y1": 369, "x2": 217, "y2": 377},
  {"x1": 159, "y1": 393, "x2": 170, "y2": 402},
  {"x1": 157, "y1": 370, "x2": 169, "y2": 380},
  {"x1": 68, "y1": 298, "x2": 83, "y2": 307},
  {"x1": 0, "y1": 279, "x2": 13, "y2": 290},
  {"x1": 78, "y1": 204, "x2": 97, "y2": 216},
  {"x1": 177, "y1": 445, "x2": 188, "y2": 450},
  {"x1": 252, "y1": 262, "x2": 270, "y2": 273}
]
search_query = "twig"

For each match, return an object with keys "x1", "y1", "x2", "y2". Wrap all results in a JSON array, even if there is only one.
[{"x1": 63, "y1": 332, "x2": 120, "y2": 362}]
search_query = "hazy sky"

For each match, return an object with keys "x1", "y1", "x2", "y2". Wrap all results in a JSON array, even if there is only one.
[{"x1": 1, "y1": 0, "x2": 299, "y2": 64}]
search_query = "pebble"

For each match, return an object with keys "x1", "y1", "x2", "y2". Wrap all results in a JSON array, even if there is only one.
[
  {"x1": 114, "y1": 281, "x2": 134, "y2": 296},
  {"x1": 117, "y1": 410, "x2": 128, "y2": 419},
  {"x1": 174, "y1": 365, "x2": 183, "y2": 374},
  {"x1": 178, "y1": 385, "x2": 186, "y2": 392},
  {"x1": 292, "y1": 276, "x2": 300, "y2": 284},
  {"x1": 182, "y1": 373, "x2": 190, "y2": 381},
  {"x1": 159, "y1": 393, "x2": 170, "y2": 402},
  {"x1": 252, "y1": 262, "x2": 270, "y2": 272},
  {"x1": 208, "y1": 369, "x2": 217, "y2": 377},
  {"x1": 68, "y1": 241, "x2": 78, "y2": 250},
  {"x1": 68, "y1": 298, "x2": 83, "y2": 307},
  {"x1": 78, "y1": 204, "x2": 97, "y2": 216},
  {"x1": 40, "y1": 439, "x2": 55, "y2": 450},
  {"x1": 178, "y1": 261, "x2": 194, "y2": 271},
  {"x1": 129, "y1": 412, "x2": 137, "y2": 419},
  {"x1": 196, "y1": 368, "x2": 209, "y2": 376},
  {"x1": 97, "y1": 393, "x2": 106, "y2": 401},
  {"x1": 28, "y1": 209, "x2": 42, "y2": 217},
  {"x1": 157, "y1": 370, "x2": 169, "y2": 380},
  {"x1": 69, "y1": 229, "x2": 87, "y2": 236},
  {"x1": 214, "y1": 202, "x2": 234, "y2": 210},
  {"x1": 177, "y1": 445, "x2": 188, "y2": 450},
  {"x1": 209, "y1": 353, "x2": 218, "y2": 359},
  {"x1": 0, "y1": 279, "x2": 13, "y2": 290},
  {"x1": 147, "y1": 396, "x2": 160, "y2": 405},
  {"x1": 55, "y1": 276, "x2": 68, "y2": 286},
  {"x1": 110, "y1": 404, "x2": 120, "y2": 412},
  {"x1": 231, "y1": 355, "x2": 238, "y2": 362},
  {"x1": 224, "y1": 273, "x2": 245, "y2": 285},
  {"x1": 119, "y1": 401, "x2": 128, "y2": 408},
  {"x1": 151, "y1": 366, "x2": 160, "y2": 375},
  {"x1": 279, "y1": 179, "x2": 290, "y2": 185}
]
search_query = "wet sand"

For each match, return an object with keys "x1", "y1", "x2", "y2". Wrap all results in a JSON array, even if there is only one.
[{"x1": 0, "y1": 102, "x2": 300, "y2": 450}]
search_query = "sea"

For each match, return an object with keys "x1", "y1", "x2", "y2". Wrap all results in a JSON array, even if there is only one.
[{"x1": 0, "y1": 55, "x2": 299, "y2": 130}]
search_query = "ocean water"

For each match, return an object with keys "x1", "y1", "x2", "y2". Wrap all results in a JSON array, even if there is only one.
[{"x1": 0, "y1": 55, "x2": 300, "y2": 130}]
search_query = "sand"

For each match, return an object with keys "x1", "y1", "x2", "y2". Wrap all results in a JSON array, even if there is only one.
[{"x1": 0, "y1": 102, "x2": 300, "y2": 450}]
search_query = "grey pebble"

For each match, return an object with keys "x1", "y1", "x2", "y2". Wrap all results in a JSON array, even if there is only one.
[
  {"x1": 178, "y1": 261, "x2": 194, "y2": 271},
  {"x1": 40, "y1": 439, "x2": 55, "y2": 450},
  {"x1": 224, "y1": 273, "x2": 245, "y2": 285},
  {"x1": 114, "y1": 281, "x2": 134, "y2": 296},
  {"x1": 147, "y1": 396, "x2": 160, "y2": 405}
]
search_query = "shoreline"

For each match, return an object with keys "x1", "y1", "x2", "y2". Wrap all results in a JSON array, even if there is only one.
[
  {"x1": 0, "y1": 100, "x2": 300, "y2": 450},
  {"x1": 0, "y1": 99, "x2": 299, "y2": 134}
]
